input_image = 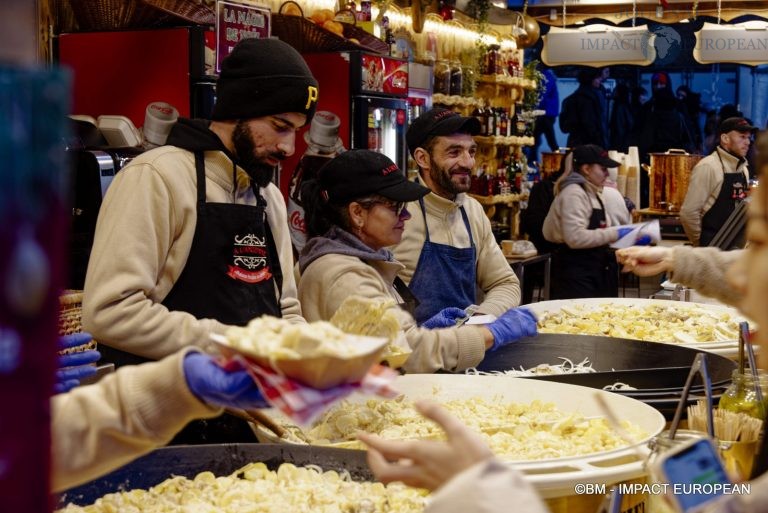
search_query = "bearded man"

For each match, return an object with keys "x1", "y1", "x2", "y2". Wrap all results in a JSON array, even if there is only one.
[
  {"x1": 83, "y1": 38, "x2": 316, "y2": 369},
  {"x1": 392, "y1": 108, "x2": 521, "y2": 325}
]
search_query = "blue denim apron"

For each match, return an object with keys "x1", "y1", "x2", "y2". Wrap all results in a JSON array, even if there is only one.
[{"x1": 409, "y1": 197, "x2": 477, "y2": 324}]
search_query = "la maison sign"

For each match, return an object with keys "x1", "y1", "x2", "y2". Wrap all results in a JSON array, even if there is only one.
[
  {"x1": 694, "y1": 22, "x2": 768, "y2": 65},
  {"x1": 542, "y1": 25, "x2": 656, "y2": 67}
]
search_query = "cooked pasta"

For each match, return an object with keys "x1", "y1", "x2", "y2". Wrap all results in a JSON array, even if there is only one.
[
  {"x1": 57, "y1": 462, "x2": 427, "y2": 513},
  {"x1": 303, "y1": 396, "x2": 646, "y2": 461},
  {"x1": 225, "y1": 316, "x2": 370, "y2": 359},
  {"x1": 537, "y1": 304, "x2": 739, "y2": 344},
  {"x1": 466, "y1": 357, "x2": 597, "y2": 377}
]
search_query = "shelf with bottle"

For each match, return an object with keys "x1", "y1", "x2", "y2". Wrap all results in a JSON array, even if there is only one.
[
  {"x1": 476, "y1": 75, "x2": 537, "y2": 90},
  {"x1": 432, "y1": 94, "x2": 484, "y2": 108},
  {"x1": 475, "y1": 135, "x2": 534, "y2": 147}
]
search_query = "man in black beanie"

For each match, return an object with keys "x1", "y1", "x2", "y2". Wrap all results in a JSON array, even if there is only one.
[{"x1": 83, "y1": 38, "x2": 317, "y2": 443}]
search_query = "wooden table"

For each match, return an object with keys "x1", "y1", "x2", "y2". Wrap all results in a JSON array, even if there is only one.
[{"x1": 505, "y1": 252, "x2": 551, "y2": 302}]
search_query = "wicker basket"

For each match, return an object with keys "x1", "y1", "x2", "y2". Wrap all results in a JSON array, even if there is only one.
[
  {"x1": 68, "y1": 0, "x2": 171, "y2": 31},
  {"x1": 273, "y1": 2, "x2": 387, "y2": 54},
  {"x1": 58, "y1": 290, "x2": 97, "y2": 355},
  {"x1": 141, "y1": 0, "x2": 215, "y2": 25}
]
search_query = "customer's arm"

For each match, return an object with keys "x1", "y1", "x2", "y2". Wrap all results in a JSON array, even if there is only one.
[
  {"x1": 617, "y1": 246, "x2": 743, "y2": 306},
  {"x1": 51, "y1": 350, "x2": 219, "y2": 492}
]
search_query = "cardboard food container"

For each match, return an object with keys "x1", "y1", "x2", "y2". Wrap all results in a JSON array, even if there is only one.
[{"x1": 211, "y1": 333, "x2": 388, "y2": 390}]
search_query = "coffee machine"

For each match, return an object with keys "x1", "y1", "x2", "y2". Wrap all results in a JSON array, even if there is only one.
[{"x1": 66, "y1": 120, "x2": 144, "y2": 288}]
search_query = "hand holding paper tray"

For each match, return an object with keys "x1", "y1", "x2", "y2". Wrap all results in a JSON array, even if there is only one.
[{"x1": 610, "y1": 220, "x2": 661, "y2": 249}]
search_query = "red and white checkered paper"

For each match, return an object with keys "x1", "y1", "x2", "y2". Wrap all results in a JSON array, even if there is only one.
[{"x1": 221, "y1": 356, "x2": 399, "y2": 426}]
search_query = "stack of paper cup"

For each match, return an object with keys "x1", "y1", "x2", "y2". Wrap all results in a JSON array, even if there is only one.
[{"x1": 143, "y1": 101, "x2": 179, "y2": 148}]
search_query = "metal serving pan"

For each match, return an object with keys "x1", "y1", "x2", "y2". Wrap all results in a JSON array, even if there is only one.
[
  {"x1": 467, "y1": 334, "x2": 736, "y2": 418},
  {"x1": 57, "y1": 444, "x2": 371, "y2": 508},
  {"x1": 526, "y1": 298, "x2": 748, "y2": 357}
]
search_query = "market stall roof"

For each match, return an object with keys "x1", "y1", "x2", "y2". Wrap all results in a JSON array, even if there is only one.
[{"x1": 517, "y1": 0, "x2": 768, "y2": 25}]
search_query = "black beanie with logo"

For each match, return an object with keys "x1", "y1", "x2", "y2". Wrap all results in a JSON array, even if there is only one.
[{"x1": 212, "y1": 38, "x2": 319, "y2": 125}]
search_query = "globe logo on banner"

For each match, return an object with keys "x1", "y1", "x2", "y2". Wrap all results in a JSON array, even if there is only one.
[{"x1": 642, "y1": 25, "x2": 682, "y2": 65}]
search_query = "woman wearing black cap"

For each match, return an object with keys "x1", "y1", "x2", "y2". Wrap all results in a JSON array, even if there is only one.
[
  {"x1": 543, "y1": 145, "x2": 637, "y2": 299},
  {"x1": 298, "y1": 150, "x2": 537, "y2": 373}
]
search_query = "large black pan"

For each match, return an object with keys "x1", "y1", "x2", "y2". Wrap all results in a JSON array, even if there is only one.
[
  {"x1": 57, "y1": 444, "x2": 371, "y2": 508},
  {"x1": 462, "y1": 334, "x2": 736, "y2": 417}
]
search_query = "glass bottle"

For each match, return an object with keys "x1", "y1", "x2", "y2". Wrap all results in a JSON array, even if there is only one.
[
  {"x1": 449, "y1": 61, "x2": 463, "y2": 96},
  {"x1": 433, "y1": 60, "x2": 451, "y2": 95},
  {"x1": 486, "y1": 45, "x2": 501, "y2": 76},
  {"x1": 719, "y1": 370, "x2": 768, "y2": 420}
]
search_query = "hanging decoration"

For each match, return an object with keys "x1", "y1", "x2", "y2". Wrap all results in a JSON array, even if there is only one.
[
  {"x1": 694, "y1": 20, "x2": 768, "y2": 65},
  {"x1": 542, "y1": 24, "x2": 655, "y2": 67}
]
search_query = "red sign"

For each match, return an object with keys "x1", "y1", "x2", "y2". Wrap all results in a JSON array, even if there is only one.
[
  {"x1": 361, "y1": 54, "x2": 408, "y2": 95},
  {"x1": 216, "y1": 1, "x2": 272, "y2": 73}
]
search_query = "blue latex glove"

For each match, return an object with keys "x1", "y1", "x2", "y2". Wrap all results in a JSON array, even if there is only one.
[
  {"x1": 183, "y1": 352, "x2": 268, "y2": 410},
  {"x1": 617, "y1": 227, "x2": 652, "y2": 246},
  {"x1": 421, "y1": 307, "x2": 468, "y2": 329},
  {"x1": 56, "y1": 332, "x2": 101, "y2": 393},
  {"x1": 487, "y1": 308, "x2": 538, "y2": 351}
]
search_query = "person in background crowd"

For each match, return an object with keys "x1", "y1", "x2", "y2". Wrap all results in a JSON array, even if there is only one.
[
  {"x1": 680, "y1": 117, "x2": 754, "y2": 246},
  {"x1": 558, "y1": 67, "x2": 608, "y2": 148},
  {"x1": 630, "y1": 85, "x2": 649, "y2": 118},
  {"x1": 677, "y1": 85, "x2": 704, "y2": 152},
  {"x1": 609, "y1": 82, "x2": 634, "y2": 152},
  {"x1": 530, "y1": 67, "x2": 560, "y2": 159},
  {"x1": 392, "y1": 109, "x2": 521, "y2": 324},
  {"x1": 82, "y1": 37, "x2": 318, "y2": 442},
  {"x1": 703, "y1": 110, "x2": 722, "y2": 155},
  {"x1": 543, "y1": 145, "x2": 645, "y2": 299},
  {"x1": 636, "y1": 87, "x2": 696, "y2": 158},
  {"x1": 52, "y1": 347, "x2": 268, "y2": 493},
  {"x1": 519, "y1": 157, "x2": 566, "y2": 303},
  {"x1": 298, "y1": 150, "x2": 536, "y2": 373}
]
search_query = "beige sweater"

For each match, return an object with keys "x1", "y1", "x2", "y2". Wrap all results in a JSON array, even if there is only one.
[
  {"x1": 83, "y1": 146, "x2": 303, "y2": 360},
  {"x1": 670, "y1": 246, "x2": 743, "y2": 306},
  {"x1": 299, "y1": 252, "x2": 487, "y2": 372},
  {"x1": 543, "y1": 180, "x2": 620, "y2": 248},
  {"x1": 392, "y1": 177, "x2": 521, "y2": 316},
  {"x1": 680, "y1": 147, "x2": 750, "y2": 245},
  {"x1": 51, "y1": 350, "x2": 219, "y2": 493}
]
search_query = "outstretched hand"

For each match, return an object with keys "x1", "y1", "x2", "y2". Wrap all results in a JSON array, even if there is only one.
[
  {"x1": 358, "y1": 400, "x2": 493, "y2": 491},
  {"x1": 616, "y1": 246, "x2": 674, "y2": 276}
]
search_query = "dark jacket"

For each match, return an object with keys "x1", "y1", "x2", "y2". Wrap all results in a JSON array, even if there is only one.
[
  {"x1": 559, "y1": 85, "x2": 607, "y2": 148},
  {"x1": 520, "y1": 171, "x2": 563, "y2": 254}
]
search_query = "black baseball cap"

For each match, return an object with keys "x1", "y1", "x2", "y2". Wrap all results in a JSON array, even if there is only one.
[
  {"x1": 318, "y1": 149, "x2": 430, "y2": 204},
  {"x1": 719, "y1": 117, "x2": 757, "y2": 135},
  {"x1": 572, "y1": 144, "x2": 621, "y2": 168},
  {"x1": 406, "y1": 108, "x2": 481, "y2": 156}
]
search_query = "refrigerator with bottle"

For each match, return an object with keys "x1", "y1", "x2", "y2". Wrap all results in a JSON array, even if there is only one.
[{"x1": 280, "y1": 51, "x2": 409, "y2": 197}]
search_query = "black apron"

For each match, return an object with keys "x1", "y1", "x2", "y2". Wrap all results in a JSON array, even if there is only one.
[
  {"x1": 551, "y1": 191, "x2": 618, "y2": 300},
  {"x1": 103, "y1": 151, "x2": 284, "y2": 443},
  {"x1": 699, "y1": 153, "x2": 748, "y2": 247}
]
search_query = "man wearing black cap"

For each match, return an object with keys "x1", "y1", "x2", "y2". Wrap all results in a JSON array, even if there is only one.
[
  {"x1": 392, "y1": 108, "x2": 521, "y2": 327},
  {"x1": 83, "y1": 38, "x2": 318, "y2": 374},
  {"x1": 680, "y1": 117, "x2": 753, "y2": 246}
]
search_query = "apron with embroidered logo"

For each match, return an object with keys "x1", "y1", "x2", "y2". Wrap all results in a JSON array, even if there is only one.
[
  {"x1": 101, "y1": 151, "x2": 283, "y2": 443},
  {"x1": 551, "y1": 191, "x2": 618, "y2": 300},
  {"x1": 409, "y1": 197, "x2": 477, "y2": 325},
  {"x1": 700, "y1": 155, "x2": 748, "y2": 247}
]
